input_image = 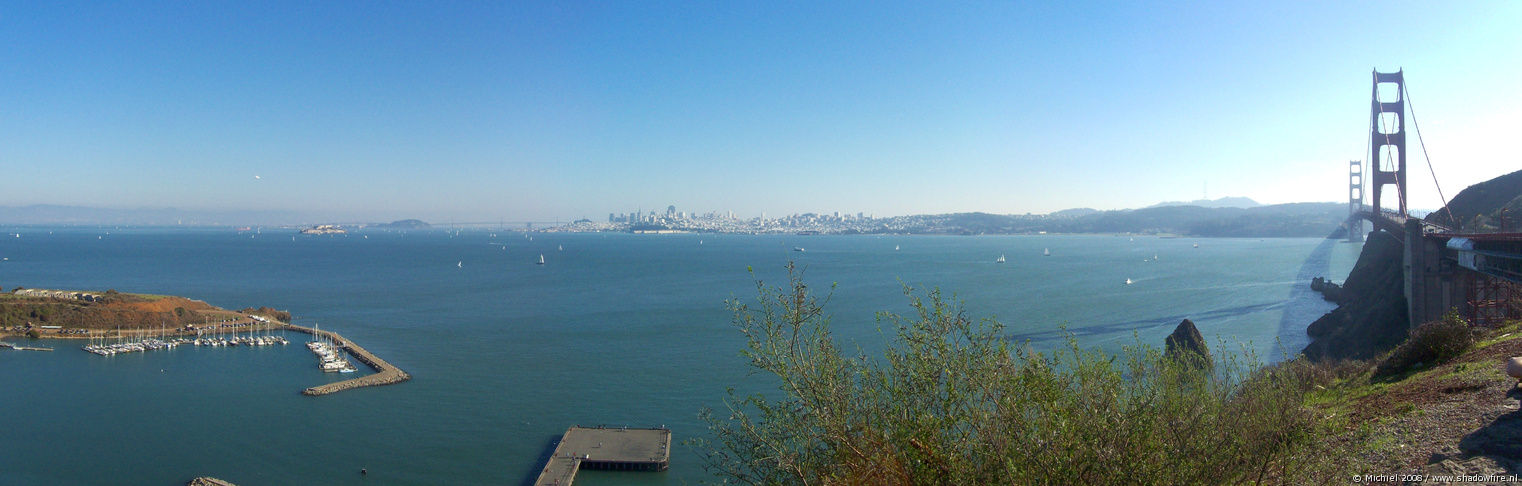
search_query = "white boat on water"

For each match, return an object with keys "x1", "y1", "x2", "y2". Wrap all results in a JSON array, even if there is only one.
[
  {"x1": 894, "y1": 245, "x2": 900, "y2": 251},
  {"x1": 1125, "y1": 278, "x2": 1133, "y2": 285},
  {"x1": 996, "y1": 255, "x2": 1006, "y2": 263},
  {"x1": 1043, "y1": 248, "x2": 1050, "y2": 256},
  {"x1": 536, "y1": 254, "x2": 545, "y2": 265}
]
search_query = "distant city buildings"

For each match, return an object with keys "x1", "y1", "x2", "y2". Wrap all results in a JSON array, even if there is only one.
[{"x1": 547, "y1": 204, "x2": 887, "y2": 234}]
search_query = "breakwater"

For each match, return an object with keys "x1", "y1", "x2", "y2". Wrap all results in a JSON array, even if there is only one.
[
  {"x1": 281, "y1": 324, "x2": 411, "y2": 396},
  {"x1": 0, "y1": 341, "x2": 53, "y2": 351}
]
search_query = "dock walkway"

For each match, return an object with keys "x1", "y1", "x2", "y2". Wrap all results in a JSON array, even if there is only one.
[
  {"x1": 533, "y1": 426, "x2": 670, "y2": 486},
  {"x1": 282, "y1": 324, "x2": 410, "y2": 396}
]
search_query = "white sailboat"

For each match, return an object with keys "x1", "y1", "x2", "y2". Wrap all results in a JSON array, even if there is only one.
[
  {"x1": 1125, "y1": 278, "x2": 1133, "y2": 285},
  {"x1": 995, "y1": 254, "x2": 1006, "y2": 263},
  {"x1": 536, "y1": 254, "x2": 545, "y2": 265},
  {"x1": 894, "y1": 245, "x2": 900, "y2": 251},
  {"x1": 558, "y1": 244, "x2": 563, "y2": 251},
  {"x1": 1043, "y1": 248, "x2": 1050, "y2": 256},
  {"x1": 457, "y1": 261, "x2": 462, "y2": 268}
]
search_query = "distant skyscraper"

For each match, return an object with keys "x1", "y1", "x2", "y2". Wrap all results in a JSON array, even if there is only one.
[{"x1": 667, "y1": 205, "x2": 676, "y2": 217}]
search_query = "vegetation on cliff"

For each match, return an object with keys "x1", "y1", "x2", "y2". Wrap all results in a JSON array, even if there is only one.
[{"x1": 696, "y1": 265, "x2": 1351, "y2": 484}]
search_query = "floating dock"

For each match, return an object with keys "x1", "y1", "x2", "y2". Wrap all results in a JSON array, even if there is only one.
[
  {"x1": 282, "y1": 324, "x2": 411, "y2": 396},
  {"x1": 534, "y1": 426, "x2": 670, "y2": 486}
]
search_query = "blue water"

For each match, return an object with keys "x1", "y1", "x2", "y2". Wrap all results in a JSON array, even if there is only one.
[{"x1": 0, "y1": 227, "x2": 1362, "y2": 485}]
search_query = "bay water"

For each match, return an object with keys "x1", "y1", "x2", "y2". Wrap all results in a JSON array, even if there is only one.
[{"x1": 0, "y1": 227, "x2": 1362, "y2": 485}]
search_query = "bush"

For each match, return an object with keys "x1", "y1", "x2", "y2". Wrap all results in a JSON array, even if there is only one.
[
  {"x1": 694, "y1": 263, "x2": 1348, "y2": 485},
  {"x1": 25, "y1": 329, "x2": 40, "y2": 339},
  {"x1": 1375, "y1": 312, "x2": 1474, "y2": 378}
]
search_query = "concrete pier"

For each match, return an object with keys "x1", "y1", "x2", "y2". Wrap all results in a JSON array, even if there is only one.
[
  {"x1": 533, "y1": 426, "x2": 670, "y2": 486},
  {"x1": 282, "y1": 324, "x2": 411, "y2": 396}
]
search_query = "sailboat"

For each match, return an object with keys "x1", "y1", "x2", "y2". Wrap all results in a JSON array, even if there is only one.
[
  {"x1": 557, "y1": 244, "x2": 563, "y2": 251},
  {"x1": 894, "y1": 245, "x2": 900, "y2": 251},
  {"x1": 1125, "y1": 278, "x2": 1133, "y2": 285},
  {"x1": 996, "y1": 254, "x2": 1006, "y2": 263},
  {"x1": 1043, "y1": 248, "x2": 1050, "y2": 256},
  {"x1": 537, "y1": 254, "x2": 545, "y2": 265},
  {"x1": 457, "y1": 261, "x2": 462, "y2": 268}
]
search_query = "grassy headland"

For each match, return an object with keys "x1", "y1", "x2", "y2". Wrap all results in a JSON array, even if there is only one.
[{"x1": 0, "y1": 288, "x2": 290, "y2": 339}]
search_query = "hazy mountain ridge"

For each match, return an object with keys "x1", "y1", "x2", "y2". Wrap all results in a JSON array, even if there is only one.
[
  {"x1": 898, "y1": 202, "x2": 1345, "y2": 237},
  {"x1": 1146, "y1": 196, "x2": 1261, "y2": 209}
]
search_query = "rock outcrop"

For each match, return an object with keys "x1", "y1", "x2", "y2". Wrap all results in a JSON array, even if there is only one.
[
  {"x1": 1165, "y1": 319, "x2": 1212, "y2": 369},
  {"x1": 1302, "y1": 229, "x2": 1409, "y2": 361}
]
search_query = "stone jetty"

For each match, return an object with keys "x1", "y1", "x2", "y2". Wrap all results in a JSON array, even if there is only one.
[{"x1": 282, "y1": 324, "x2": 411, "y2": 396}]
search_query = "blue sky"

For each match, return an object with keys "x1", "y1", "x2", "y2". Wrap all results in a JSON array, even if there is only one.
[{"x1": 2, "y1": 1, "x2": 1519, "y2": 222}]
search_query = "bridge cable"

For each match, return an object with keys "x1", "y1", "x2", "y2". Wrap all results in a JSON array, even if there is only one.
[{"x1": 1402, "y1": 83, "x2": 1457, "y2": 229}]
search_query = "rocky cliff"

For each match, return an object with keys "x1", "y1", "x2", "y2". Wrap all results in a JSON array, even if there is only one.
[{"x1": 1302, "y1": 229, "x2": 1409, "y2": 361}]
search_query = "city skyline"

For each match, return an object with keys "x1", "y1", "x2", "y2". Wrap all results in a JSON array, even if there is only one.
[{"x1": 3, "y1": 2, "x2": 1520, "y2": 223}]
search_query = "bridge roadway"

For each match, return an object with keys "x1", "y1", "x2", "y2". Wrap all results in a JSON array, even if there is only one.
[{"x1": 1354, "y1": 209, "x2": 1451, "y2": 238}]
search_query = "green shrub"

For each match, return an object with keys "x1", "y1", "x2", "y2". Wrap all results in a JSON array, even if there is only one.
[
  {"x1": 694, "y1": 263, "x2": 1348, "y2": 485},
  {"x1": 1375, "y1": 312, "x2": 1474, "y2": 378}
]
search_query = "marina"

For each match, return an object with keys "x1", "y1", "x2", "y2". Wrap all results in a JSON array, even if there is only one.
[
  {"x1": 283, "y1": 323, "x2": 411, "y2": 396},
  {"x1": 534, "y1": 426, "x2": 671, "y2": 486},
  {"x1": 52, "y1": 314, "x2": 401, "y2": 396},
  {"x1": 81, "y1": 319, "x2": 289, "y2": 356}
]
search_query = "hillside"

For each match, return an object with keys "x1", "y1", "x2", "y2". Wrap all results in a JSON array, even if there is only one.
[
  {"x1": 1302, "y1": 320, "x2": 1522, "y2": 479},
  {"x1": 1426, "y1": 168, "x2": 1522, "y2": 231},
  {"x1": 0, "y1": 289, "x2": 289, "y2": 335}
]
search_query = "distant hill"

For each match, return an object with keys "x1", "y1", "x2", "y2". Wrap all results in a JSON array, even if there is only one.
[
  {"x1": 1147, "y1": 197, "x2": 1261, "y2": 209},
  {"x1": 1056, "y1": 202, "x2": 1342, "y2": 237},
  {"x1": 1047, "y1": 208, "x2": 1099, "y2": 219},
  {"x1": 892, "y1": 202, "x2": 1345, "y2": 237},
  {"x1": 1425, "y1": 168, "x2": 1522, "y2": 231},
  {"x1": 367, "y1": 219, "x2": 431, "y2": 229}
]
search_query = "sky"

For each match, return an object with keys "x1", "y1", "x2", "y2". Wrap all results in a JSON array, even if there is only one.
[{"x1": 2, "y1": 1, "x2": 1520, "y2": 223}]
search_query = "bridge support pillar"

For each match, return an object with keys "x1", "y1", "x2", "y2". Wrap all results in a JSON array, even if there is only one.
[
  {"x1": 1348, "y1": 160, "x2": 1364, "y2": 242},
  {"x1": 1404, "y1": 219, "x2": 1449, "y2": 328}
]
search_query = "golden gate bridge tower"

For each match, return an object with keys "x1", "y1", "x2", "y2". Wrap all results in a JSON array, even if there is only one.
[{"x1": 1369, "y1": 69, "x2": 1408, "y2": 218}]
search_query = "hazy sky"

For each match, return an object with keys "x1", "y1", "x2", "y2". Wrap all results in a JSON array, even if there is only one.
[{"x1": 3, "y1": 1, "x2": 1519, "y2": 222}]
